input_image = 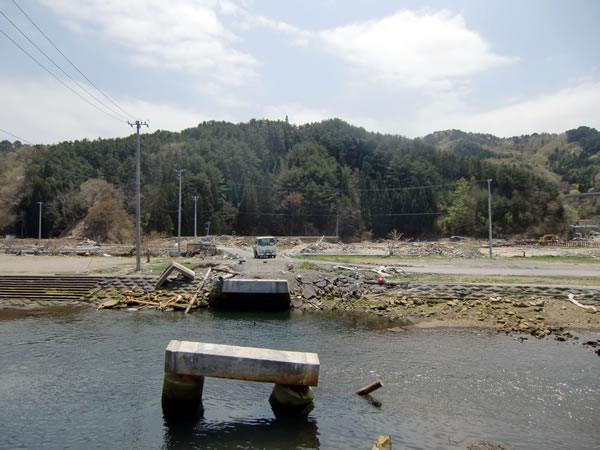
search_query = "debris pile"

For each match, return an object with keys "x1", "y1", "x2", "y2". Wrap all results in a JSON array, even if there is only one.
[{"x1": 97, "y1": 289, "x2": 209, "y2": 312}]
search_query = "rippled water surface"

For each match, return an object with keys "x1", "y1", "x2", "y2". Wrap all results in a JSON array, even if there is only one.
[{"x1": 1, "y1": 306, "x2": 599, "y2": 449}]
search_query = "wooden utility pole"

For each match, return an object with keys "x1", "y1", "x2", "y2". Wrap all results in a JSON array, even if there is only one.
[
  {"x1": 192, "y1": 196, "x2": 199, "y2": 241},
  {"x1": 128, "y1": 120, "x2": 148, "y2": 271},
  {"x1": 37, "y1": 201, "x2": 42, "y2": 246},
  {"x1": 176, "y1": 168, "x2": 185, "y2": 255},
  {"x1": 487, "y1": 179, "x2": 493, "y2": 259}
]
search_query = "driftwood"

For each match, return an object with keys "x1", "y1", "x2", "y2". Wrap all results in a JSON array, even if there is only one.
[
  {"x1": 126, "y1": 297, "x2": 160, "y2": 307},
  {"x1": 567, "y1": 294, "x2": 597, "y2": 312},
  {"x1": 357, "y1": 380, "x2": 384, "y2": 395},
  {"x1": 160, "y1": 295, "x2": 182, "y2": 310},
  {"x1": 212, "y1": 267, "x2": 240, "y2": 275},
  {"x1": 185, "y1": 267, "x2": 212, "y2": 314}
]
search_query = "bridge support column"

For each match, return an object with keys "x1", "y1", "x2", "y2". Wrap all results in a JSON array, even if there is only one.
[
  {"x1": 161, "y1": 373, "x2": 205, "y2": 416},
  {"x1": 269, "y1": 384, "x2": 315, "y2": 416}
]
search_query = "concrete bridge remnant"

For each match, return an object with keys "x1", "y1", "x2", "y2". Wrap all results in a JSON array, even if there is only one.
[
  {"x1": 161, "y1": 340, "x2": 320, "y2": 417},
  {"x1": 210, "y1": 278, "x2": 291, "y2": 310}
]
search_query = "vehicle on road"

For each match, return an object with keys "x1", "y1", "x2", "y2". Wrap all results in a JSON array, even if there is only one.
[{"x1": 254, "y1": 236, "x2": 277, "y2": 258}]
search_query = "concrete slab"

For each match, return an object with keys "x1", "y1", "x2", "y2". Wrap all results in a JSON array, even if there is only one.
[
  {"x1": 164, "y1": 340, "x2": 320, "y2": 386},
  {"x1": 221, "y1": 279, "x2": 288, "y2": 295}
]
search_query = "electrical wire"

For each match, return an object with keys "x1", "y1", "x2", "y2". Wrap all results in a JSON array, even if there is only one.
[
  {"x1": 0, "y1": 25, "x2": 124, "y2": 123},
  {"x1": 0, "y1": 127, "x2": 33, "y2": 145},
  {"x1": 225, "y1": 178, "x2": 491, "y2": 194},
  {"x1": 0, "y1": 7, "x2": 129, "y2": 122},
  {"x1": 11, "y1": 0, "x2": 136, "y2": 121}
]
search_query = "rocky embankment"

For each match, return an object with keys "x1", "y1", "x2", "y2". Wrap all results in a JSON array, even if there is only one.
[{"x1": 288, "y1": 270, "x2": 600, "y2": 352}]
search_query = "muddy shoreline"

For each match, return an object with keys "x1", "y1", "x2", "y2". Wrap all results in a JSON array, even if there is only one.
[{"x1": 1, "y1": 236, "x2": 599, "y2": 351}]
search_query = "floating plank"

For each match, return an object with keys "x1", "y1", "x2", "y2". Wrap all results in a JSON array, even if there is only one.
[{"x1": 164, "y1": 340, "x2": 319, "y2": 386}]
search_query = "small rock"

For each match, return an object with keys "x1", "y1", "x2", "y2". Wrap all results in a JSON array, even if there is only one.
[{"x1": 528, "y1": 300, "x2": 545, "y2": 307}]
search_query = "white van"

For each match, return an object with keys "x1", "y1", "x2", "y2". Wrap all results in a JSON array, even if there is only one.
[{"x1": 254, "y1": 236, "x2": 277, "y2": 258}]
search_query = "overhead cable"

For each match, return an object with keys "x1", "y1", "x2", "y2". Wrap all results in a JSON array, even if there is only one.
[
  {"x1": 0, "y1": 127, "x2": 33, "y2": 145},
  {"x1": 11, "y1": 0, "x2": 136, "y2": 121},
  {"x1": 0, "y1": 24, "x2": 124, "y2": 123},
  {"x1": 0, "y1": 7, "x2": 129, "y2": 122}
]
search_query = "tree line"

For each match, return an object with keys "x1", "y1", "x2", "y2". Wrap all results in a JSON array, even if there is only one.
[{"x1": 1, "y1": 118, "x2": 573, "y2": 242}]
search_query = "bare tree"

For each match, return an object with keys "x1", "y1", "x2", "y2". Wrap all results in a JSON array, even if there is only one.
[{"x1": 387, "y1": 229, "x2": 403, "y2": 256}]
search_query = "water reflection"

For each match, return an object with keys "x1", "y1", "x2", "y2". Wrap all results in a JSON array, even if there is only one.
[
  {"x1": 1, "y1": 306, "x2": 599, "y2": 449},
  {"x1": 163, "y1": 414, "x2": 320, "y2": 449}
]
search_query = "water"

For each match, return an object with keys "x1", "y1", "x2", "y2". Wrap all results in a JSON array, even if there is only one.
[{"x1": 1, "y1": 306, "x2": 599, "y2": 449}]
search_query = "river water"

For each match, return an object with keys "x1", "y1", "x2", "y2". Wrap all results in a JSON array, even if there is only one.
[{"x1": 1, "y1": 306, "x2": 599, "y2": 449}]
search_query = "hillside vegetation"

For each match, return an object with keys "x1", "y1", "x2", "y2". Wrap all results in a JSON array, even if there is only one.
[{"x1": 1, "y1": 120, "x2": 598, "y2": 242}]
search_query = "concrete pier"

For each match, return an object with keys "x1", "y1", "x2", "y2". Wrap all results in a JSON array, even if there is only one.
[
  {"x1": 161, "y1": 340, "x2": 319, "y2": 416},
  {"x1": 212, "y1": 279, "x2": 291, "y2": 310},
  {"x1": 221, "y1": 279, "x2": 289, "y2": 295}
]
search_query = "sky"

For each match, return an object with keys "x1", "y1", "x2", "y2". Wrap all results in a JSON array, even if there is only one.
[{"x1": 0, "y1": 0, "x2": 599, "y2": 144}]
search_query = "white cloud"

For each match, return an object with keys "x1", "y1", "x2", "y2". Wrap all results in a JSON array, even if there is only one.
[
  {"x1": 318, "y1": 9, "x2": 515, "y2": 91},
  {"x1": 41, "y1": 0, "x2": 259, "y2": 87},
  {"x1": 412, "y1": 81, "x2": 600, "y2": 137},
  {"x1": 0, "y1": 76, "x2": 210, "y2": 144}
]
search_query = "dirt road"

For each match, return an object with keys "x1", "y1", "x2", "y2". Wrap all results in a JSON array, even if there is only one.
[{"x1": 0, "y1": 254, "x2": 137, "y2": 274}]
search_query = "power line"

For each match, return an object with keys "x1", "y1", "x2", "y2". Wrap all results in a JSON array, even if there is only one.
[
  {"x1": 0, "y1": 25, "x2": 125, "y2": 123},
  {"x1": 10, "y1": 0, "x2": 136, "y2": 121},
  {"x1": 235, "y1": 211, "x2": 440, "y2": 218},
  {"x1": 365, "y1": 212, "x2": 441, "y2": 217},
  {"x1": 225, "y1": 178, "x2": 491, "y2": 194},
  {"x1": 0, "y1": 127, "x2": 33, "y2": 145},
  {"x1": 0, "y1": 7, "x2": 128, "y2": 122}
]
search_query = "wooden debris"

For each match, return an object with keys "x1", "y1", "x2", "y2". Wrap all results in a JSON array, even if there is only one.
[
  {"x1": 212, "y1": 267, "x2": 240, "y2": 275},
  {"x1": 160, "y1": 295, "x2": 182, "y2": 310},
  {"x1": 185, "y1": 267, "x2": 212, "y2": 314},
  {"x1": 357, "y1": 380, "x2": 384, "y2": 396},
  {"x1": 155, "y1": 261, "x2": 196, "y2": 289},
  {"x1": 567, "y1": 293, "x2": 597, "y2": 312},
  {"x1": 126, "y1": 297, "x2": 160, "y2": 307}
]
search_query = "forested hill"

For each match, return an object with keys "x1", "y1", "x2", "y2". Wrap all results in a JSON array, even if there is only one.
[
  {"x1": 423, "y1": 126, "x2": 600, "y2": 194},
  {"x1": 2, "y1": 119, "x2": 596, "y2": 242}
]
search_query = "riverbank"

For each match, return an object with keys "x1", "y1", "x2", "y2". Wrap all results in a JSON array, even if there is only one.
[{"x1": 1, "y1": 236, "x2": 599, "y2": 343}]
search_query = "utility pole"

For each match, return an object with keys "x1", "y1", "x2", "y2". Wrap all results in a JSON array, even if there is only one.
[
  {"x1": 487, "y1": 179, "x2": 493, "y2": 259},
  {"x1": 176, "y1": 168, "x2": 185, "y2": 255},
  {"x1": 128, "y1": 120, "x2": 149, "y2": 271},
  {"x1": 37, "y1": 201, "x2": 42, "y2": 246},
  {"x1": 192, "y1": 196, "x2": 199, "y2": 241}
]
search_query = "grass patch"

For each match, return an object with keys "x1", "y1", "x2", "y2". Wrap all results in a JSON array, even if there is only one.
[
  {"x1": 292, "y1": 254, "x2": 450, "y2": 264},
  {"x1": 514, "y1": 255, "x2": 600, "y2": 264},
  {"x1": 296, "y1": 261, "x2": 324, "y2": 271},
  {"x1": 388, "y1": 273, "x2": 600, "y2": 286}
]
